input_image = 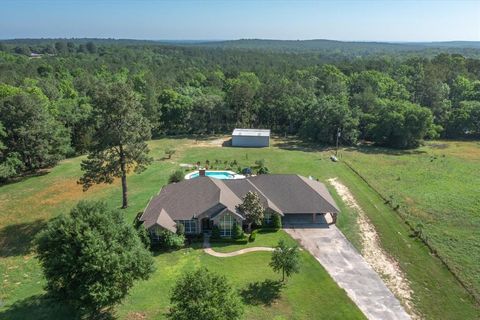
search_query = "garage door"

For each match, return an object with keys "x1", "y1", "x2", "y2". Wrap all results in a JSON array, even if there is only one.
[{"x1": 282, "y1": 214, "x2": 313, "y2": 226}]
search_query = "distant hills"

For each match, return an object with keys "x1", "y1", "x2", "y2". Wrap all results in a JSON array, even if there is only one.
[
  {"x1": 184, "y1": 39, "x2": 480, "y2": 55},
  {"x1": 2, "y1": 38, "x2": 480, "y2": 57}
]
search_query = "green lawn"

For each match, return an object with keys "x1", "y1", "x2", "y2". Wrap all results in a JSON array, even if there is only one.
[
  {"x1": 341, "y1": 141, "x2": 480, "y2": 301},
  {"x1": 209, "y1": 229, "x2": 297, "y2": 253},
  {"x1": 0, "y1": 137, "x2": 478, "y2": 319}
]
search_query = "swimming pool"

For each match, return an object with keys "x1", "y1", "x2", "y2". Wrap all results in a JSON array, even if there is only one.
[{"x1": 185, "y1": 170, "x2": 245, "y2": 180}]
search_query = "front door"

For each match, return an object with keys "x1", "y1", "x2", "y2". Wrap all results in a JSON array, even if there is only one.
[{"x1": 202, "y1": 218, "x2": 213, "y2": 233}]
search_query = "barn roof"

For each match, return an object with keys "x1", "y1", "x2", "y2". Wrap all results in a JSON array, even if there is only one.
[{"x1": 232, "y1": 128, "x2": 271, "y2": 137}]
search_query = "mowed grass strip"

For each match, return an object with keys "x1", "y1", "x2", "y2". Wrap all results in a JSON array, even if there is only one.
[
  {"x1": 342, "y1": 141, "x2": 480, "y2": 301},
  {"x1": 0, "y1": 137, "x2": 478, "y2": 319}
]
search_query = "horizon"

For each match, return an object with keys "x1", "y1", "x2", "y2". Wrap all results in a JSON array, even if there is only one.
[
  {"x1": 1, "y1": 38, "x2": 479, "y2": 44},
  {"x1": 1, "y1": 0, "x2": 479, "y2": 42}
]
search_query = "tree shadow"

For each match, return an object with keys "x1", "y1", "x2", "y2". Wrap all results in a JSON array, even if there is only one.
[
  {"x1": 0, "y1": 219, "x2": 47, "y2": 257},
  {"x1": 273, "y1": 137, "x2": 334, "y2": 153},
  {"x1": 0, "y1": 295, "x2": 80, "y2": 320},
  {"x1": 0, "y1": 170, "x2": 49, "y2": 187},
  {"x1": 222, "y1": 138, "x2": 232, "y2": 147},
  {"x1": 240, "y1": 279, "x2": 284, "y2": 306},
  {"x1": 343, "y1": 145, "x2": 427, "y2": 156}
]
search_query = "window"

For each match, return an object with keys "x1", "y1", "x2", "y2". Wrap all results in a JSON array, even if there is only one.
[
  {"x1": 219, "y1": 213, "x2": 234, "y2": 237},
  {"x1": 264, "y1": 212, "x2": 272, "y2": 225},
  {"x1": 177, "y1": 219, "x2": 197, "y2": 234}
]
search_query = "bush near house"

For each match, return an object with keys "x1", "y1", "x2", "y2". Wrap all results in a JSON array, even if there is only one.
[
  {"x1": 232, "y1": 223, "x2": 244, "y2": 239},
  {"x1": 273, "y1": 213, "x2": 282, "y2": 229},
  {"x1": 211, "y1": 225, "x2": 221, "y2": 239},
  {"x1": 152, "y1": 229, "x2": 185, "y2": 250},
  {"x1": 168, "y1": 170, "x2": 184, "y2": 183},
  {"x1": 176, "y1": 223, "x2": 185, "y2": 236},
  {"x1": 249, "y1": 229, "x2": 258, "y2": 242}
]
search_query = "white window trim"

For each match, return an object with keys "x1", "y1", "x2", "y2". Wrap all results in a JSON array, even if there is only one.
[
  {"x1": 177, "y1": 219, "x2": 197, "y2": 234},
  {"x1": 219, "y1": 213, "x2": 234, "y2": 237}
]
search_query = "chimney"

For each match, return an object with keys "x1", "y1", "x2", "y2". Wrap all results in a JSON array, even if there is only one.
[{"x1": 199, "y1": 169, "x2": 206, "y2": 177}]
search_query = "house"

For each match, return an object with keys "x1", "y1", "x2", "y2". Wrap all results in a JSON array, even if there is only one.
[
  {"x1": 140, "y1": 174, "x2": 339, "y2": 238},
  {"x1": 231, "y1": 128, "x2": 270, "y2": 147}
]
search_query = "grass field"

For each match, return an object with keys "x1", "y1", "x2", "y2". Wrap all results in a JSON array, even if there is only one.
[
  {"x1": 0, "y1": 137, "x2": 478, "y2": 319},
  {"x1": 342, "y1": 141, "x2": 480, "y2": 301}
]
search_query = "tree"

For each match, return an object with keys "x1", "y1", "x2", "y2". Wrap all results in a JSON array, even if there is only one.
[
  {"x1": 54, "y1": 41, "x2": 68, "y2": 55},
  {"x1": 300, "y1": 96, "x2": 359, "y2": 145},
  {"x1": 270, "y1": 240, "x2": 300, "y2": 282},
  {"x1": 0, "y1": 122, "x2": 23, "y2": 180},
  {"x1": 158, "y1": 89, "x2": 193, "y2": 134},
  {"x1": 369, "y1": 99, "x2": 438, "y2": 148},
  {"x1": 236, "y1": 191, "x2": 265, "y2": 233},
  {"x1": 226, "y1": 72, "x2": 261, "y2": 127},
  {"x1": 0, "y1": 92, "x2": 71, "y2": 172},
  {"x1": 168, "y1": 268, "x2": 243, "y2": 320},
  {"x1": 446, "y1": 100, "x2": 480, "y2": 137},
  {"x1": 79, "y1": 81, "x2": 152, "y2": 208},
  {"x1": 86, "y1": 41, "x2": 97, "y2": 54},
  {"x1": 35, "y1": 201, "x2": 154, "y2": 316}
]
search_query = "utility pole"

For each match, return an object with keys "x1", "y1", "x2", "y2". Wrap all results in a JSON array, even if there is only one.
[{"x1": 335, "y1": 128, "x2": 341, "y2": 157}]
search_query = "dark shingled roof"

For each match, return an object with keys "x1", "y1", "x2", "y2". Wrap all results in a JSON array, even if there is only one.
[
  {"x1": 140, "y1": 174, "x2": 339, "y2": 231},
  {"x1": 247, "y1": 175, "x2": 340, "y2": 214}
]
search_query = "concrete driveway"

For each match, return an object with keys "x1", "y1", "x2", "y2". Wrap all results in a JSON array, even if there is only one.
[{"x1": 285, "y1": 226, "x2": 411, "y2": 320}]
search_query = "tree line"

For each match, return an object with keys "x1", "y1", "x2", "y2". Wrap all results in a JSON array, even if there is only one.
[{"x1": 1, "y1": 41, "x2": 480, "y2": 182}]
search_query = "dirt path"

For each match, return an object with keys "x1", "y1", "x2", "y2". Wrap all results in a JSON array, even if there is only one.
[
  {"x1": 328, "y1": 178, "x2": 418, "y2": 318},
  {"x1": 191, "y1": 137, "x2": 229, "y2": 147}
]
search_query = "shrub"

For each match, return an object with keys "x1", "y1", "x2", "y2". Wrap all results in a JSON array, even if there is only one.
[
  {"x1": 249, "y1": 229, "x2": 258, "y2": 242},
  {"x1": 176, "y1": 223, "x2": 185, "y2": 236},
  {"x1": 232, "y1": 223, "x2": 244, "y2": 239},
  {"x1": 155, "y1": 229, "x2": 185, "y2": 249},
  {"x1": 211, "y1": 225, "x2": 221, "y2": 239},
  {"x1": 242, "y1": 167, "x2": 252, "y2": 175},
  {"x1": 136, "y1": 225, "x2": 152, "y2": 249},
  {"x1": 257, "y1": 166, "x2": 269, "y2": 175},
  {"x1": 169, "y1": 170, "x2": 184, "y2": 183},
  {"x1": 272, "y1": 213, "x2": 282, "y2": 229}
]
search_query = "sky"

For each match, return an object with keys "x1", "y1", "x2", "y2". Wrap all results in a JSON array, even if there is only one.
[{"x1": 0, "y1": 0, "x2": 479, "y2": 42}]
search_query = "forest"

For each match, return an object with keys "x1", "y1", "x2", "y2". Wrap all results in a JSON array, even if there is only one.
[{"x1": 0, "y1": 39, "x2": 479, "y2": 181}]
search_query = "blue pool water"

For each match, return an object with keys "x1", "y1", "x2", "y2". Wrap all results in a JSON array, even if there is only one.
[{"x1": 189, "y1": 171, "x2": 236, "y2": 179}]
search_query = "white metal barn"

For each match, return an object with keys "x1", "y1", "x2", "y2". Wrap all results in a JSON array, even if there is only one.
[{"x1": 231, "y1": 128, "x2": 270, "y2": 147}]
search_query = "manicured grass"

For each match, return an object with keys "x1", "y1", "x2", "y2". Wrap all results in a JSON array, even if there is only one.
[
  {"x1": 0, "y1": 136, "x2": 478, "y2": 319},
  {"x1": 341, "y1": 141, "x2": 480, "y2": 301},
  {"x1": 210, "y1": 229, "x2": 297, "y2": 253},
  {"x1": 115, "y1": 228, "x2": 365, "y2": 320}
]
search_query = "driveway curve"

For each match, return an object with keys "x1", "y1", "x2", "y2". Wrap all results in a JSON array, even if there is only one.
[{"x1": 285, "y1": 226, "x2": 410, "y2": 320}]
